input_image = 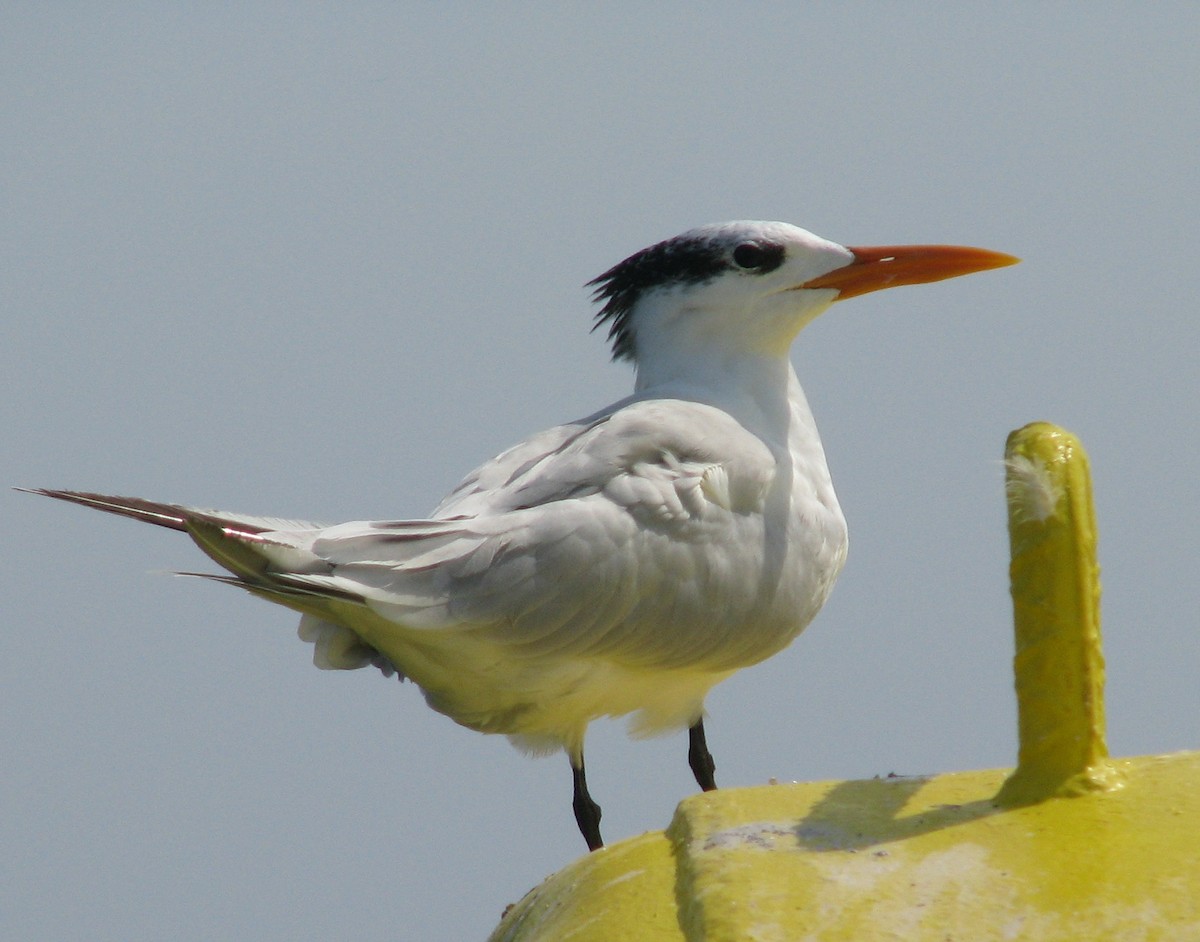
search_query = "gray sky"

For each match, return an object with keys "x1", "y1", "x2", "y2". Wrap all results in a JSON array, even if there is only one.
[{"x1": 4, "y1": 5, "x2": 1198, "y2": 940}]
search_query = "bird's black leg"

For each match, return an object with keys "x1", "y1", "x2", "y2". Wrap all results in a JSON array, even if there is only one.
[
  {"x1": 571, "y1": 754, "x2": 604, "y2": 851},
  {"x1": 688, "y1": 718, "x2": 718, "y2": 792}
]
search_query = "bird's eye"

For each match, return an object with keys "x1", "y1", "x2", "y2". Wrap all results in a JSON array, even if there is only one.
[{"x1": 732, "y1": 242, "x2": 785, "y2": 273}]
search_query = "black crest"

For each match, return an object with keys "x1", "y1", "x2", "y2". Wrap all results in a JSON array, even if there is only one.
[{"x1": 588, "y1": 235, "x2": 731, "y2": 362}]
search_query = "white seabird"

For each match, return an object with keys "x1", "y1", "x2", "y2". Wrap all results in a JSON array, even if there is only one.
[{"x1": 25, "y1": 221, "x2": 1017, "y2": 850}]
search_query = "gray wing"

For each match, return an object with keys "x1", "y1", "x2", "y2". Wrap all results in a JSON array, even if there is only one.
[
  {"x1": 432, "y1": 397, "x2": 774, "y2": 518},
  {"x1": 29, "y1": 399, "x2": 780, "y2": 673},
  {"x1": 304, "y1": 398, "x2": 780, "y2": 667}
]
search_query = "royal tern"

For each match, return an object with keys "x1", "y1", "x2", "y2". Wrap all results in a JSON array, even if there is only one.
[{"x1": 26, "y1": 221, "x2": 1016, "y2": 850}]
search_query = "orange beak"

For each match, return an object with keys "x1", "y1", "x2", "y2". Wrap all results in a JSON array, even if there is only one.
[{"x1": 800, "y1": 244, "x2": 1019, "y2": 300}]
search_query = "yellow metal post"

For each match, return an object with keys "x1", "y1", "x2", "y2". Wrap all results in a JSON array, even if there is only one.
[{"x1": 996, "y1": 422, "x2": 1123, "y2": 804}]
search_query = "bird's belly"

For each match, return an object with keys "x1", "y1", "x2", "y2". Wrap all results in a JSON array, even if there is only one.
[
  {"x1": 334, "y1": 487, "x2": 847, "y2": 754},
  {"x1": 355, "y1": 613, "x2": 732, "y2": 756},
  {"x1": 445, "y1": 653, "x2": 733, "y2": 756}
]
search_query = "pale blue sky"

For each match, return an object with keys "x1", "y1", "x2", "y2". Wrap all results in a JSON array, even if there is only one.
[{"x1": 4, "y1": 5, "x2": 1199, "y2": 940}]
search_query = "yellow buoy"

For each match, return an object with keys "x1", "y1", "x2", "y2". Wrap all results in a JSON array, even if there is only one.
[{"x1": 491, "y1": 424, "x2": 1200, "y2": 941}]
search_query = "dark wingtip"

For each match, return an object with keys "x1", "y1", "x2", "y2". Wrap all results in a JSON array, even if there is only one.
[{"x1": 17, "y1": 488, "x2": 192, "y2": 531}]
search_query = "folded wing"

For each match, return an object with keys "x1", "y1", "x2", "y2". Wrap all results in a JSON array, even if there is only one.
[{"x1": 28, "y1": 399, "x2": 779, "y2": 679}]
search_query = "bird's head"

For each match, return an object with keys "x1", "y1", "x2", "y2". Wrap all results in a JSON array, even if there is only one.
[{"x1": 589, "y1": 221, "x2": 1017, "y2": 381}]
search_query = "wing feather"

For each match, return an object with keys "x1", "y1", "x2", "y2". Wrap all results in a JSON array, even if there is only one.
[
  {"x1": 295, "y1": 399, "x2": 778, "y2": 668},
  {"x1": 28, "y1": 397, "x2": 783, "y2": 680}
]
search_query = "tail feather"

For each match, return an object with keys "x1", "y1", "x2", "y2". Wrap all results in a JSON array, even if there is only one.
[
  {"x1": 21, "y1": 486, "x2": 357, "y2": 600},
  {"x1": 177, "y1": 569, "x2": 364, "y2": 607},
  {"x1": 19, "y1": 488, "x2": 327, "y2": 534},
  {"x1": 18, "y1": 488, "x2": 194, "y2": 531},
  {"x1": 23, "y1": 487, "x2": 397, "y2": 680},
  {"x1": 185, "y1": 518, "x2": 321, "y2": 581}
]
